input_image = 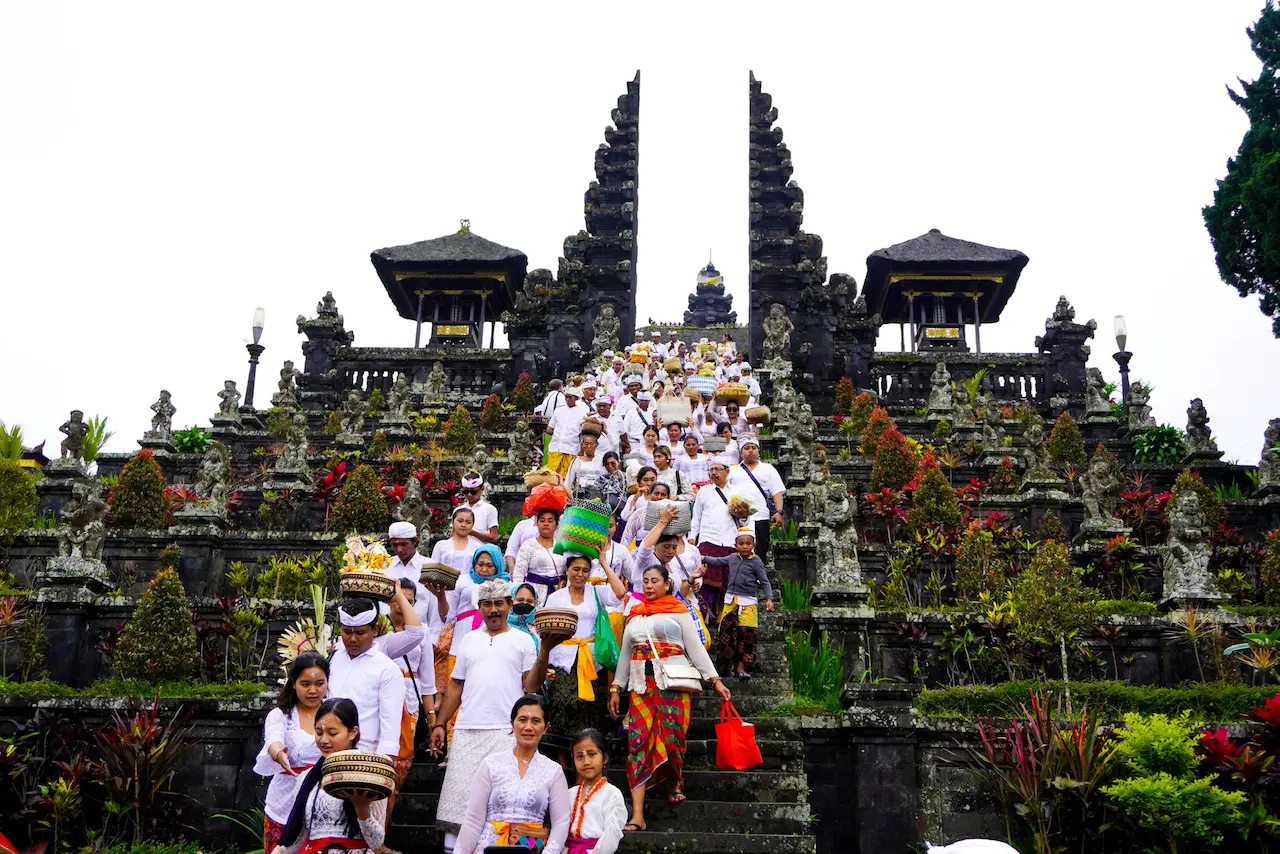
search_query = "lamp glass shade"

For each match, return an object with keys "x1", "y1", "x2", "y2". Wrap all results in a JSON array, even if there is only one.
[
  {"x1": 1113, "y1": 314, "x2": 1127, "y2": 351},
  {"x1": 252, "y1": 307, "x2": 266, "y2": 344}
]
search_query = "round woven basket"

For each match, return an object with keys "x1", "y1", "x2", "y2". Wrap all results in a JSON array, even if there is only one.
[
  {"x1": 687, "y1": 376, "x2": 717, "y2": 398},
  {"x1": 745, "y1": 405, "x2": 771, "y2": 425},
  {"x1": 645, "y1": 499, "x2": 692, "y2": 536},
  {"x1": 339, "y1": 572, "x2": 396, "y2": 603},
  {"x1": 683, "y1": 386, "x2": 703, "y2": 402},
  {"x1": 534, "y1": 607, "x2": 579, "y2": 636},
  {"x1": 524, "y1": 471, "x2": 561, "y2": 489},
  {"x1": 419, "y1": 561, "x2": 460, "y2": 590},
  {"x1": 714, "y1": 383, "x2": 750, "y2": 406},
  {"x1": 663, "y1": 357, "x2": 681, "y2": 373},
  {"x1": 580, "y1": 418, "x2": 604, "y2": 437},
  {"x1": 553, "y1": 500, "x2": 612, "y2": 559},
  {"x1": 320, "y1": 750, "x2": 396, "y2": 801}
]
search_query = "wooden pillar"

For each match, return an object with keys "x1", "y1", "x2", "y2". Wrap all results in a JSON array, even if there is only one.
[
  {"x1": 478, "y1": 293, "x2": 487, "y2": 348},
  {"x1": 414, "y1": 292, "x2": 425, "y2": 348},
  {"x1": 972, "y1": 295, "x2": 982, "y2": 355},
  {"x1": 432, "y1": 302, "x2": 440, "y2": 345},
  {"x1": 907, "y1": 294, "x2": 916, "y2": 353}
]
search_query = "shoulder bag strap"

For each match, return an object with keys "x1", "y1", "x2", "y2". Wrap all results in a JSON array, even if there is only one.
[
  {"x1": 714, "y1": 486, "x2": 729, "y2": 505},
  {"x1": 740, "y1": 463, "x2": 772, "y2": 508}
]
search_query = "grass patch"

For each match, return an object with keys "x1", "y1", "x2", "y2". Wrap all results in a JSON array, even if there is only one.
[
  {"x1": 1223, "y1": 604, "x2": 1280, "y2": 618},
  {"x1": 0, "y1": 677, "x2": 269, "y2": 700},
  {"x1": 1097, "y1": 599, "x2": 1158, "y2": 617},
  {"x1": 784, "y1": 628, "x2": 845, "y2": 713},
  {"x1": 915, "y1": 680, "x2": 1278, "y2": 722},
  {"x1": 780, "y1": 579, "x2": 811, "y2": 611}
]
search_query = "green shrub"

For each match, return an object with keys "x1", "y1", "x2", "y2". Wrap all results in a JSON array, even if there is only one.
[
  {"x1": 1102, "y1": 773, "x2": 1244, "y2": 853},
  {"x1": 915, "y1": 680, "x2": 1278, "y2": 721},
  {"x1": 989, "y1": 456, "x2": 1019, "y2": 494},
  {"x1": 1047, "y1": 411, "x2": 1085, "y2": 467},
  {"x1": 784, "y1": 628, "x2": 844, "y2": 712},
  {"x1": 442, "y1": 404, "x2": 477, "y2": 453},
  {"x1": 908, "y1": 451, "x2": 961, "y2": 531},
  {"x1": 1260, "y1": 529, "x2": 1280, "y2": 607},
  {"x1": 107, "y1": 449, "x2": 168, "y2": 529},
  {"x1": 870, "y1": 428, "x2": 916, "y2": 492},
  {"x1": 859, "y1": 406, "x2": 895, "y2": 457},
  {"x1": 367, "y1": 431, "x2": 388, "y2": 457},
  {"x1": 1035, "y1": 511, "x2": 1066, "y2": 543},
  {"x1": 0, "y1": 459, "x2": 37, "y2": 533},
  {"x1": 1097, "y1": 599, "x2": 1158, "y2": 617},
  {"x1": 98, "y1": 841, "x2": 210, "y2": 854},
  {"x1": 508, "y1": 372, "x2": 535, "y2": 413},
  {"x1": 833, "y1": 377, "x2": 855, "y2": 414},
  {"x1": 327, "y1": 464, "x2": 388, "y2": 534},
  {"x1": 112, "y1": 566, "x2": 199, "y2": 682},
  {"x1": 480, "y1": 393, "x2": 505, "y2": 432},
  {"x1": 1112, "y1": 711, "x2": 1197, "y2": 777},
  {"x1": 1009, "y1": 542, "x2": 1097, "y2": 648},
  {"x1": 0, "y1": 676, "x2": 266, "y2": 699},
  {"x1": 848, "y1": 393, "x2": 876, "y2": 446},
  {"x1": 1133, "y1": 424, "x2": 1187, "y2": 465},
  {"x1": 955, "y1": 526, "x2": 1006, "y2": 599},
  {"x1": 1169, "y1": 468, "x2": 1226, "y2": 532},
  {"x1": 366, "y1": 387, "x2": 386, "y2": 417},
  {"x1": 780, "y1": 579, "x2": 811, "y2": 611},
  {"x1": 172, "y1": 426, "x2": 213, "y2": 454}
]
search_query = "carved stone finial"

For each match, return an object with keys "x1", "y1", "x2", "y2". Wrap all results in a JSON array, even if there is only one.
[
  {"x1": 1185, "y1": 398, "x2": 1219, "y2": 455},
  {"x1": 58, "y1": 410, "x2": 88, "y2": 461},
  {"x1": 1259, "y1": 418, "x2": 1280, "y2": 493},
  {"x1": 927, "y1": 362, "x2": 953, "y2": 413}
]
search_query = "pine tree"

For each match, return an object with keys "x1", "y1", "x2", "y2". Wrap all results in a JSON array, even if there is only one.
[
  {"x1": 1203, "y1": 1, "x2": 1280, "y2": 337},
  {"x1": 480, "y1": 394, "x2": 505, "y2": 432},
  {"x1": 442, "y1": 404, "x2": 477, "y2": 453},
  {"x1": 870, "y1": 428, "x2": 917, "y2": 492},
  {"x1": 508, "y1": 372, "x2": 535, "y2": 413},
  {"x1": 108, "y1": 449, "x2": 168, "y2": 529},
  {"x1": 327, "y1": 464, "x2": 388, "y2": 534},
  {"x1": 1048, "y1": 412, "x2": 1085, "y2": 468},
  {"x1": 908, "y1": 451, "x2": 961, "y2": 531},
  {"x1": 113, "y1": 565, "x2": 199, "y2": 682}
]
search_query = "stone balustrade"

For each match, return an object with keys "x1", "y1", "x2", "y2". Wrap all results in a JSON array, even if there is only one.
[{"x1": 869, "y1": 352, "x2": 1052, "y2": 411}]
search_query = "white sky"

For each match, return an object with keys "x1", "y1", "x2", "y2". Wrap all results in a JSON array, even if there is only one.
[{"x1": 2, "y1": 2, "x2": 1276, "y2": 463}]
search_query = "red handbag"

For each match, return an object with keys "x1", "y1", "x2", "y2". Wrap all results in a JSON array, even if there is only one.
[{"x1": 715, "y1": 699, "x2": 763, "y2": 770}]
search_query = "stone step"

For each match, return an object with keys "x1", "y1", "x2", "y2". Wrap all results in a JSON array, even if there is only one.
[
  {"x1": 387, "y1": 825, "x2": 817, "y2": 854},
  {"x1": 605, "y1": 768, "x2": 806, "y2": 803}
]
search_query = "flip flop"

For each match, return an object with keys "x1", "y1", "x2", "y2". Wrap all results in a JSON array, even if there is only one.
[{"x1": 623, "y1": 822, "x2": 645, "y2": 832}]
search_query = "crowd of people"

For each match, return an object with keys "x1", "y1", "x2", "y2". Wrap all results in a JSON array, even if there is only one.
[{"x1": 256, "y1": 334, "x2": 784, "y2": 854}]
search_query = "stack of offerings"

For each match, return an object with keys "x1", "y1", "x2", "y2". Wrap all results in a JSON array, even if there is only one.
[
  {"x1": 320, "y1": 750, "x2": 396, "y2": 801},
  {"x1": 338, "y1": 536, "x2": 397, "y2": 602},
  {"x1": 714, "y1": 383, "x2": 751, "y2": 406}
]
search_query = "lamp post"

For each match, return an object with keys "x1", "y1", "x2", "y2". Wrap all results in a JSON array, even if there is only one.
[
  {"x1": 244, "y1": 307, "x2": 266, "y2": 408},
  {"x1": 1112, "y1": 314, "x2": 1131, "y2": 420}
]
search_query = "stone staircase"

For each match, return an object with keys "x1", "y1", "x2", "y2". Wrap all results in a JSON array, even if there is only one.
[{"x1": 388, "y1": 611, "x2": 817, "y2": 853}]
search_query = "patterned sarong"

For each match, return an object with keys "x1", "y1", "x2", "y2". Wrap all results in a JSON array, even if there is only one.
[
  {"x1": 625, "y1": 677, "x2": 692, "y2": 790},
  {"x1": 716, "y1": 600, "x2": 759, "y2": 674},
  {"x1": 435, "y1": 727, "x2": 516, "y2": 831},
  {"x1": 263, "y1": 815, "x2": 285, "y2": 853}
]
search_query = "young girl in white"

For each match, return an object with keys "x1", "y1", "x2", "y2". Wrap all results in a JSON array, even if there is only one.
[{"x1": 565, "y1": 728, "x2": 627, "y2": 854}]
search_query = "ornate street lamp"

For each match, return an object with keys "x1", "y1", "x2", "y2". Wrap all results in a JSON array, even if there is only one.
[
  {"x1": 1112, "y1": 314, "x2": 1131, "y2": 419},
  {"x1": 244, "y1": 307, "x2": 266, "y2": 408}
]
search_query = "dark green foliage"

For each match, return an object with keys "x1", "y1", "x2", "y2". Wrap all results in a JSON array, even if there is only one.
[
  {"x1": 990, "y1": 456, "x2": 1019, "y2": 494},
  {"x1": 1133, "y1": 424, "x2": 1187, "y2": 465},
  {"x1": 833, "y1": 377, "x2": 855, "y2": 414},
  {"x1": 442, "y1": 404, "x2": 477, "y2": 453},
  {"x1": 367, "y1": 431, "x2": 388, "y2": 457},
  {"x1": 366, "y1": 387, "x2": 386, "y2": 417},
  {"x1": 0, "y1": 460, "x2": 36, "y2": 533},
  {"x1": 480, "y1": 393, "x2": 505, "y2": 432},
  {"x1": 908, "y1": 451, "x2": 961, "y2": 531},
  {"x1": 1261, "y1": 528, "x2": 1280, "y2": 605},
  {"x1": 784, "y1": 628, "x2": 845, "y2": 713},
  {"x1": 1097, "y1": 599, "x2": 1159, "y2": 616},
  {"x1": 915, "y1": 680, "x2": 1280, "y2": 721},
  {"x1": 171, "y1": 426, "x2": 212, "y2": 454},
  {"x1": 859, "y1": 405, "x2": 894, "y2": 457},
  {"x1": 1169, "y1": 468, "x2": 1227, "y2": 531},
  {"x1": 1008, "y1": 541, "x2": 1097, "y2": 647},
  {"x1": 112, "y1": 566, "x2": 199, "y2": 682},
  {"x1": 508, "y1": 372, "x2": 535, "y2": 413},
  {"x1": 1047, "y1": 411, "x2": 1085, "y2": 467},
  {"x1": 870, "y1": 428, "x2": 916, "y2": 492},
  {"x1": 1202, "y1": 1, "x2": 1280, "y2": 337},
  {"x1": 0, "y1": 676, "x2": 266, "y2": 698},
  {"x1": 265, "y1": 407, "x2": 292, "y2": 438},
  {"x1": 848, "y1": 392, "x2": 876, "y2": 446},
  {"x1": 327, "y1": 463, "x2": 388, "y2": 534},
  {"x1": 1035, "y1": 511, "x2": 1066, "y2": 543},
  {"x1": 955, "y1": 526, "x2": 1007, "y2": 599},
  {"x1": 108, "y1": 449, "x2": 168, "y2": 529}
]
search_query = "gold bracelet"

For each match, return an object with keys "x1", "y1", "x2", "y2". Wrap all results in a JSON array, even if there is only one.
[{"x1": 609, "y1": 685, "x2": 621, "y2": 693}]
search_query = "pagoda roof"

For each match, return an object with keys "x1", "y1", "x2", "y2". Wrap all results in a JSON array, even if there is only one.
[
  {"x1": 370, "y1": 225, "x2": 527, "y2": 321},
  {"x1": 863, "y1": 229, "x2": 1029, "y2": 323}
]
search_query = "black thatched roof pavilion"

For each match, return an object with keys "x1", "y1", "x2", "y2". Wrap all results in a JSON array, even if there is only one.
[
  {"x1": 862, "y1": 229, "x2": 1029, "y2": 353},
  {"x1": 370, "y1": 220, "x2": 528, "y2": 347}
]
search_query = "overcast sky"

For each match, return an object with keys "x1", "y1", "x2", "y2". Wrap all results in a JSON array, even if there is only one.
[{"x1": 2, "y1": 2, "x2": 1276, "y2": 463}]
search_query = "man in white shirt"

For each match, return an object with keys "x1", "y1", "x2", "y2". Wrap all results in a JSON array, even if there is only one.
[
  {"x1": 387, "y1": 521, "x2": 449, "y2": 643},
  {"x1": 593, "y1": 396, "x2": 632, "y2": 457},
  {"x1": 614, "y1": 376, "x2": 644, "y2": 418},
  {"x1": 581, "y1": 379, "x2": 599, "y2": 408},
  {"x1": 690, "y1": 456, "x2": 740, "y2": 620},
  {"x1": 534, "y1": 378, "x2": 567, "y2": 418},
  {"x1": 430, "y1": 578, "x2": 556, "y2": 850},
  {"x1": 740, "y1": 363, "x2": 762, "y2": 399},
  {"x1": 667, "y1": 330, "x2": 683, "y2": 359},
  {"x1": 602, "y1": 355, "x2": 628, "y2": 399},
  {"x1": 544, "y1": 386, "x2": 588, "y2": 478},
  {"x1": 503, "y1": 515, "x2": 538, "y2": 575},
  {"x1": 328, "y1": 598, "x2": 407, "y2": 759},
  {"x1": 630, "y1": 391, "x2": 657, "y2": 441},
  {"x1": 728, "y1": 435, "x2": 786, "y2": 561},
  {"x1": 649, "y1": 330, "x2": 665, "y2": 358},
  {"x1": 459, "y1": 472, "x2": 499, "y2": 544}
]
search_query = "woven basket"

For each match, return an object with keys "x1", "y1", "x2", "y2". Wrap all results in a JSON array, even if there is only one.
[
  {"x1": 645, "y1": 499, "x2": 692, "y2": 536},
  {"x1": 580, "y1": 418, "x2": 604, "y2": 437},
  {"x1": 662, "y1": 357, "x2": 681, "y2": 372},
  {"x1": 339, "y1": 572, "x2": 396, "y2": 603},
  {"x1": 683, "y1": 386, "x2": 703, "y2": 402},
  {"x1": 553, "y1": 500, "x2": 612, "y2": 559},
  {"x1": 524, "y1": 470, "x2": 561, "y2": 489},
  {"x1": 745, "y1": 405, "x2": 771, "y2": 425},
  {"x1": 534, "y1": 607, "x2": 579, "y2": 637},
  {"x1": 714, "y1": 383, "x2": 750, "y2": 406},
  {"x1": 320, "y1": 750, "x2": 396, "y2": 801},
  {"x1": 419, "y1": 561, "x2": 460, "y2": 590},
  {"x1": 704, "y1": 437, "x2": 727, "y2": 453},
  {"x1": 656, "y1": 397, "x2": 691, "y2": 425},
  {"x1": 687, "y1": 376, "x2": 717, "y2": 398}
]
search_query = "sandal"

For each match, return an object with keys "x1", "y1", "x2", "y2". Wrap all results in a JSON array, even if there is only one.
[
  {"x1": 667, "y1": 791, "x2": 686, "y2": 804},
  {"x1": 623, "y1": 822, "x2": 645, "y2": 832}
]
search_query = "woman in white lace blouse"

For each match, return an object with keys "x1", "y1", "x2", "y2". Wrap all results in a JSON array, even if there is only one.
[{"x1": 453, "y1": 694, "x2": 570, "y2": 854}]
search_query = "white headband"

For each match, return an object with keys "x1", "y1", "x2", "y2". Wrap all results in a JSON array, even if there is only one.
[{"x1": 338, "y1": 605, "x2": 377, "y2": 627}]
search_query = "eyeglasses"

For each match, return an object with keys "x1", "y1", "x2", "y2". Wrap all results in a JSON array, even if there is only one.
[{"x1": 464, "y1": 488, "x2": 481, "y2": 495}]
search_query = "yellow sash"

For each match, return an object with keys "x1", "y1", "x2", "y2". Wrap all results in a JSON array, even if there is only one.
[
  {"x1": 489, "y1": 820, "x2": 549, "y2": 844},
  {"x1": 560, "y1": 637, "x2": 598, "y2": 701}
]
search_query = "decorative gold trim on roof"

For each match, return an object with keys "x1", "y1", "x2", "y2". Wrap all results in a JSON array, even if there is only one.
[
  {"x1": 888, "y1": 272, "x2": 1006, "y2": 285},
  {"x1": 395, "y1": 271, "x2": 506, "y2": 284}
]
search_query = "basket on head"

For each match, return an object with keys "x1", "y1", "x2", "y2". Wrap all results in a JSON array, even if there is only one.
[
  {"x1": 745, "y1": 405, "x2": 771, "y2": 425},
  {"x1": 553, "y1": 500, "x2": 613, "y2": 560},
  {"x1": 534, "y1": 607, "x2": 579, "y2": 637},
  {"x1": 419, "y1": 561, "x2": 460, "y2": 590},
  {"x1": 714, "y1": 383, "x2": 750, "y2": 406},
  {"x1": 320, "y1": 750, "x2": 396, "y2": 801},
  {"x1": 704, "y1": 437, "x2": 727, "y2": 453},
  {"x1": 580, "y1": 418, "x2": 605, "y2": 438},
  {"x1": 656, "y1": 396, "x2": 691, "y2": 426},
  {"x1": 339, "y1": 572, "x2": 397, "y2": 603},
  {"x1": 644, "y1": 499, "x2": 692, "y2": 536},
  {"x1": 524, "y1": 470, "x2": 561, "y2": 489},
  {"x1": 683, "y1": 386, "x2": 703, "y2": 402},
  {"x1": 687, "y1": 376, "x2": 716, "y2": 398},
  {"x1": 663, "y1": 357, "x2": 682, "y2": 373}
]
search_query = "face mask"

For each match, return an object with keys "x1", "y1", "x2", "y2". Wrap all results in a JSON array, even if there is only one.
[{"x1": 512, "y1": 602, "x2": 535, "y2": 616}]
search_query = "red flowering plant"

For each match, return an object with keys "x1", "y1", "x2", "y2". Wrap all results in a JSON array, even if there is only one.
[
  {"x1": 865, "y1": 488, "x2": 909, "y2": 544},
  {"x1": 383, "y1": 483, "x2": 405, "y2": 503},
  {"x1": 413, "y1": 469, "x2": 436, "y2": 493},
  {"x1": 316, "y1": 460, "x2": 350, "y2": 518},
  {"x1": 1199, "y1": 726, "x2": 1245, "y2": 771}
]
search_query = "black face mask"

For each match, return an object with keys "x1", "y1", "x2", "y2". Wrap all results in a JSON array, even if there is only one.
[{"x1": 512, "y1": 602, "x2": 535, "y2": 617}]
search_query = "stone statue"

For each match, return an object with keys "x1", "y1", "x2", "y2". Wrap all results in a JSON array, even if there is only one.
[
  {"x1": 1162, "y1": 490, "x2": 1223, "y2": 604},
  {"x1": 317, "y1": 291, "x2": 340, "y2": 318},
  {"x1": 1080, "y1": 443, "x2": 1124, "y2": 531},
  {"x1": 1022, "y1": 416, "x2": 1051, "y2": 479},
  {"x1": 980, "y1": 395, "x2": 1004, "y2": 453},
  {"x1": 592, "y1": 304, "x2": 620, "y2": 357},
  {"x1": 57, "y1": 479, "x2": 107, "y2": 560},
  {"x1": 216, "y1": 381, "x2": 242, "y2": 421},
  {"x1": 392, "y1": 475, "x2": 431, "y2": 541},
  {"x1": 1085, "y1": 368, "x2": 1111, "y2": 416},
  {"x1": 196, "y1": 444, "x2": 232, "y2": 506},
  {"x1": 59, "y1": 410, "x2": 88, "y2": 460},
  {"x1": 336, "y1": 390, "x2": 366, "y2": 442},
  {"x1": 1259, "y1": 418, "x2": 1280, "y2": 493},
  {"x1": 507, "y1": 416, "x2": 538, "y2": 473},
  {"x1": 1127, "y1": 383, "x2": 1156, "y2": 431},
  {"x1": 148, "y1": 391, "x2": 176, "y2": 439},
  {"x1": 274, "y1": 410, "x2": 310, "y2": 477},
  {"x1": 423, "y1": 362, "x2": 449, "y2": 408},
  {"x1": 468, "y1": 444, "x2": 493, "y2": 487},
  {"x1": 927, "y1": 362, "x2": 953, "y2": 412},
  {"x1": 770, "y1": 374, "x2": 799, "y2": 424},
  {"x1": 386, "y1": 372, "x2": 413, "y2": 421},
  {"x1": 272, "y1": 361, "x2": 302, "y2": 407},
  {"x1": 804, "y1": 445, "x2": 829, "y2": 523},
  {"x1": 951, "y1": 383, "x2": 976, "y2": 426},
  {"x1": 1185, "y1": 398, "x2": 1218, "y2": 455},
  {"x1": 1050, "y1": 295, "x2": 1076, "y2": 324},
  {"x1": 815, "y1": 478, "x2": 862, "y2": 590},
  {"x1": 762, "y1": 303, "x2": 794, "y2": 363},
  {"x1": 789, "y1": 403, "x2": 818, "y2": 481}
]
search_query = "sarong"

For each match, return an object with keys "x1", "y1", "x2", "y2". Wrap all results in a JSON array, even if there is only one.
[
  {"x1": 393, "y1": 706, "x2": 418, "y2": 789},
  {"x1": 624, "y1": 678, "x2": 692, "y2": 790},
  {"x1": 547, "y1": 665, "x2": 605, "y2": 752},
  {"x1": 435, "y1": 727, "x2": 516, "y2": 831},
  {"x1": 433, "y1": 623, "x2": 458, "y2": 741},
  {"x1": 546, "y1": 450, "x2": 575, "y2": 478},
  {"x1": 263, "y1": 815, "x2": 285, "y2": 853},
  {"x1": 697, "y1": 542, "x2": 734, "y2": 627},
  {"x1": 716, "y1": 600, "x2": 758, "y2": 674}
]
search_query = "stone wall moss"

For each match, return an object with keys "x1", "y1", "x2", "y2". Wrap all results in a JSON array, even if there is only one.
[{"x1": 915, "y1": 680, "x2": 1278, "y2": 721}]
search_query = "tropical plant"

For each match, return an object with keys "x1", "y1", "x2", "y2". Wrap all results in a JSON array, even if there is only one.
[
  {"x1": 0, "y1": 459, "x2": 37, "y2": 534},
  {"x1": 1263, "y1": 528, "x2": 1280, "y2": 606},
  {"x1": 107, "y1": 449, "x2": 168, "y2": 529},
  {"x1": 213, "y1": 806, "x2": 267, "y2": 854},
  {"x1": 780, "y1": 579, "x2": 811, "y2": 611},
  {"x1": 480, "y1": 393, "x2": 505, "y2": 432},
  {"x1": 508, "y1": 372, "x2": 535, "y2": 413},
  {"x1": 81, "y1": 414, "x2": 115, "y2": 463},
  {"x1": 908, "y1": 451, "x2": 961, "y2": 532},
  {"x1": 0, "y1": 422, "x2": 24, "y2": 459},
  {"x1": 326, "y1": 464, "x2": 388, "y2": 534},
  {"x1": 96, "y1": 696, "x2": 197, "y2": 844},
  {"x1": 1047, "y1": 411, "x2": 1085, "y2": 468},
  {"x1": 112, "y1": 566, "x2": 199, "y2": 683},
  {"x1": 859, "y1": 406, "x2": 895, "y2": 457},
  {"x1": 1007, "y1": 541, "x2": 1098, "y2": 695},
  {"x1": 1133, "y1": 424, "x2": 1187, "y2": 465},
  {"x1": 962, "y1": 368, "x2": 987, "y2": 407},
  {"x1": 784, "y1": 628, "x2": 844, "y2": 712},
  {"x1": 366, "y1": 387, "x2": 386, "y2": 417},
  {"x1": 769, "y1": 519, "x2": 799, "y2": 543},
  {"x1": 442, "y1": 404, "x2": 476, "y2": 453},
  {"x1": 171, "y1": 426, "x2": 213, "y2": 454},
  {"x1": 870, "y1": 427, "x2": 917, "y2": 492},
  {"x1": 833, "y1": 376, "x2": 855, "y2": 414},
  {"x1": 989, "y1": 456, "x2": 1019, "y2": 494}
]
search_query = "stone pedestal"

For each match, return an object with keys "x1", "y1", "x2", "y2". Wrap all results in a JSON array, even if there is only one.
[
  {"x1": 45, "y1": 458, "x2": 89, "y2": 477},
  {"x1": 172, "y1": 503, "x2": 229, "y2": 530},
  {"x1": 1076, "y1": 517, "x2": 1130, "y2": 543},
  {"x1": 1020, "y1": 476, "x2": 1071, "y2": 503},
  {"x1": 209, "y1": 416, "x2": 242, "y2": 438},
  {"x1": 139, "y1": 432, "x2": 176, "y2": 454},
  {"x1": 34, "y1": 555, "x2": 110, "y2": 597},
  {"x1": 334, "y1": 432, "x2": 366, "y2": 450}
]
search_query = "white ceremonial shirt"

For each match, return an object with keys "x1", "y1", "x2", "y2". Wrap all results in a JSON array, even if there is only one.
[
  {"x1": 547, "y1": 401, "x2": 590, "y2": 455},
  {"x1": 729, "y1": 461, "x2": 786, "y2": 523},
  {"x1": 535, "y1": 389, "x2": 566, "y2": 418},
  {"x1": 451, "y1": 627, "x2": 537, "y2": 730},
  {"x1": 374, "y1": 624, "x2": 435, "y2": 709},
  {"x1": 505, "y1": 515, "x2": 538, "y2": 567},
  {"x1": 691, "y1": 481, "x2": 740, "y2": 547},
  {"x1": 566, "y1": 782, "x2": 626, "y2": 854},
  {"x1": 544, "y1": 586, "x2": 621, "y2": 672},
  {"x1": 465, "y1": 498, "x2": 499, "y2": 536},
  {"x1": 328, "y1": 643, "x2": 404, "y2": 757},
  {"x1": 255, "y1": 706, "x2": 324, "y2": 824}
]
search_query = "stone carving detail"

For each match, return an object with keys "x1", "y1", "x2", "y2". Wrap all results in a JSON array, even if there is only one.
[
  {"x1": 951, "y1": 383, "x2": 976, "y2": 426},
  {"x1": 1081, "y1": 443, "x2": 1125, "y2": 532},
  {"x1": 146, "y1": 391, "x2": 176, "y2": 441},
  {"x1": 762, "y1": 303, "x2": 794, "y2": 364},
  {"x1": 195, "y1": 444, "x2": 232, "y2": 507},
  {"x1": 215, "y1": 381, "x2": 242, "y2": 424},
  {"x1": 803, "y1": 445, "x2": 829, "y2": 523},
  {"x1": 1185, "y1": 398, "x2": 1219, "y2": 455},
  {"x1": 1022, "y1": 416, "x2": 1052, "y2": 480},
  {"x1": 814, "y1": 478, "x2": 862, "y2": 591},
  {"x1": 980, "y1": 396, "x2": 1005, "y2": 454},
  {"x1": 507, "y1": 416, "x2": 538, "y2": 473},
  {"x1": 385, "y1": 372, "x2": 413, "y2": 421},
  {"x1": 468, "y1": 445, "x2": 493, "y2": 488},
  {"x1": 296, "y1": 291, "x2": 354, "y2": 390},
  {"x1": 59, "y1": 410, "x2": 88, "y2": 460},
  {"x1": 788, "y1": 403, "x2": 817, "y2": 481},
  {"x1": 57, "y1": 479, "x2": 107, "y2": 561},
  {"x1": 423, "y1": 362, "x2": 449, "y2": 408},
  {"x1": 274, "y1": 410, "x2": 310, "y2": 477},
  {"x1": 770, "y1": 374, "x2": 799, "y2": 425},
  {"x1": 1162, "y1": 490, "x2": 1224, "y2": 603},
  {"x1": 592, "y1": 304, "x2": 620, "y2": 358},
  {"x1": 272, "y1": 361, "x2": 302, "y2": 408},
  {"x1": 1084, "y1": 368, "x2": 1111, "y2": 416},
  {"x1": 1259, "y1": 418, "x2": 1280, "y2": 493},
  {"x1": 1034, "y1": 295, "x2": 1096, "y2": 403},
  {"x1": 392, "y1": 474, "x2": 431, "y2": 541},
  {"x1": 927, "y1": 362, "x2": 952, "y2": 413},
  {"x1": 1127, "y1": 383, "x2": 1156, "y2": 431},
  {"x1": 336, "y1": 390, "x2": 366, "y2": 445}
]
